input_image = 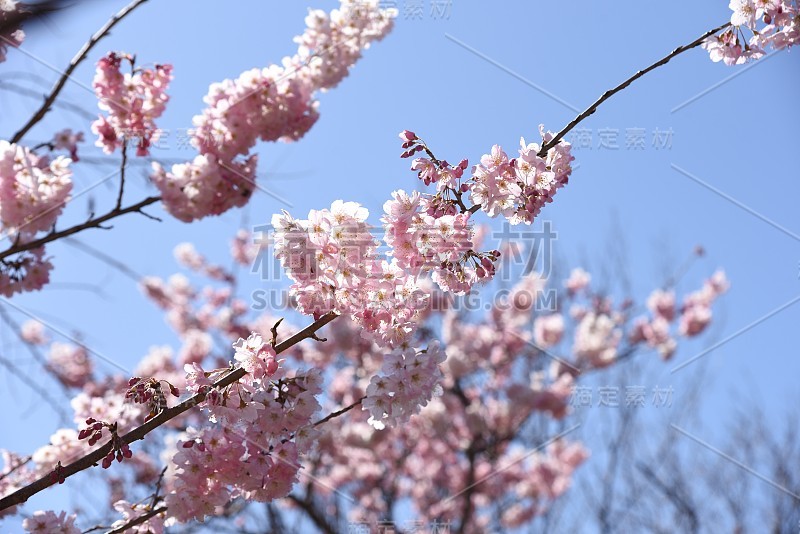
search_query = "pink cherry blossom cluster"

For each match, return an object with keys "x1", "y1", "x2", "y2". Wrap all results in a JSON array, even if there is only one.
[
  {"x1": 362, "y1": 341, "x2": 446, "y2": 429},
  {"x1": 21, "y1": 510, "x2": 79, "y2": 533},
  {"x1": 109, "y1": 500, "x2": 164, "y2": 534},
  {"x1": 140, "y1": 265, "x2": 249, "y2": 343},
  {"x1": 678, "y1": 270, "x2": 729, "y2": 336},
  {"x1": 468, "y1": 128, "x2": 574, "y2": 224},
  {"x1": 0, "y1": 450, "x2": 27, "y2": 519},
  {"x1": 0, "y1": 140, "x2": 72, "y2": 296},
  {"x1": 628, "y1": 270, "x2": 729, "y2": 358},
  {"x1": 394, "y1": 129, "x2": 572, "y2": 294},
  {"x1": 0, "y1": 247, "x2": 53, "y2": 297},
  {"x1": 0, "y1": 229, "x2": 732, "y2": 530},
  {"x1": 629, "y1": 289, "x2": 679, "y2": 359},
  {"x1": 153, "y1": 1, "x2": 395, "y2": 222},
  {"x1": 382, "y1": 189, "x2": 499, "y2": 294},
  {"x1": 47, "y1": 342, "x2": 93, "y2": 389},
  {"x1": 0, "y1": 140, "x2": 73, "y2": 240},
  {"x1": 311, "y1": 321, "x2": 589, "y2": 530},
  {"x1": 294, "y1": 0, "x2": 397, "y2": 91},
  {"x1": 51, "y1": 129, "x2": 84, "y2": 162},
  {"x1": 272, "y1": 201, "x2": 427, "y2": 347},
  {"x1": 232, "y1": 333, "x2": 279, "y2": 378},
  {"x1": 401, "y1": 130, "x2": 469, "y2": 197},
  {"x1": 572, "y1": 309, "x2": 624, "y2": 369},
  {"x1": 91, "y1": 52, "x2": 173, "y2": 156},
  {"x1": 167, "y1": 336, "x2": 322, "y2": 523},
  {"x1": 703, "y1": 0, "x2": 799, "y2": 64},
  {"x1": 492, "y1": 440, "x2": 589, "y2": 528},
  {"x1": 0, "y1": 0, "x2": 24, "y2": 64},
  {"x1": 149, "y1": 150, "x2": 260, "y2": 223},
  {"x1": 173, "y1": 242, "x2": 234, "y2": 282},
  {"x1": 20, "y1": 319, "x2": 47, "y2": 344}
]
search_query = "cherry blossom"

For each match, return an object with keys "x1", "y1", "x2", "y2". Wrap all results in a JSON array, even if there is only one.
[
  {"x1": 363, "y1": 341, "x2": 447, "y2": 429},
  {"x1": 51, "y1": 129, "x2": 84, "y2": 162},
  {"x1": 20, "y1": 319, "x2": 47, "y2": 345},
  {"x1": 154, "y1": 1, "x2": 395, "y2": 222},
  {"x1": 704, "y1": 0, "x2": 798, "y2": 63},
  {"x1": 468, "y1": 128, "x2": 574, "y2": 225},
  {"x1": 679, "y1": 270, "x2": 729, "y2": 336},
  {"x1": 0, "y1": 247, "x2": 53, "y2": 297},
  {"x1": 21, "y1": 510, "x2": 79, "y2": 534},
  {"x1": 533, "y1": 313, "x2": 565, "y2": 348},
  {"x1": 47, "y1": 343, "x2": 93, "y2": 389},
  {"x1": 0, "y1": 140, "x2": 73, "y2": 241},
  {"x1": 91, "y1": 52, "x2": 173, "y2": 156}
]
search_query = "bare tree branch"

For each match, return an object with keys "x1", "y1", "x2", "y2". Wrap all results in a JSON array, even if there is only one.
[
  {"x1": 10, "y1": 0, "x2": 151, "y2": 144},
  {"x1": 537, "y1": 22, "x2": 731, "y2": 156},
  {"x1": 0, "y1": 195, "x2": 161, "y2": 261}
]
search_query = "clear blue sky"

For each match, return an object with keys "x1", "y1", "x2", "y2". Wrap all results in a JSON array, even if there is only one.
[{"x1": 1, "y1": 0, "x2": 798, "y2": 527}]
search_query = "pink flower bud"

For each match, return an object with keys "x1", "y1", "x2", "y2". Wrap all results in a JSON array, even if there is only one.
[{"x1": 399, "y1": 130, "x2": 417, "y2": 142}]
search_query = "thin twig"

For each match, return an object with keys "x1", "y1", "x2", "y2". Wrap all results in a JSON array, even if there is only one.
[
  {"x1": 0, "y1": 352, "x2": 70, "y2": 423},
  {"x1": 149, "y1": 466, "x2": 168, "y2": 509},
  {"x1": 0, "y1": 306, "x2": 74, "y2": 421},
  {"x1": 62, "y1": 237, "x2": 143, "y2": 281},
  {"x1": 0, "y1": 196, "x2": 162, "y2": 261},
  {"x1": 0, "y1": 80, "x2": 97, "y2": 121},
  {"x1": 270, "y1": 317, "x2": 284, "y2": 348},
  {"x1": 10, "y1": 0, "x2": 151, "y2": 144},
  {"x1": 537, "y1": 22, "x2": 731, "y2": 157},
  {"x1": 312, "y1": 396, "x2": 364, "y2": 428},
  {"x1": 0, "y1": 456, "x2": 31, "y2": 483}
]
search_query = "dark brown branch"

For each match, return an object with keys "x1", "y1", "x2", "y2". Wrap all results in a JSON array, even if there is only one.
[
  {"x1": 10, "y1": 0, "x2": 151, "y2": 144},
  {"x1": 537, "y1": 21, "x2": 731, "y2": 157},
  {"x1": 0, "y1": 311, "x2": 339, "y2": 512},
  {"x1": 0, "y1": 80, "x2": 97, "y2": 121},
  {"x1": 312, "y1": 396, "x2": 364, "y2": 428},
  {"x1": 0, "y1": 196, "x2": 161, "y2": 261},
  {"x1": 115, "y1": 143, "x2": 128, "y2": 210},
  {"x1": 149, "y1": 465, "x2": 168, "y2": 509},
  {"x1": 287, "y1": 494, "x2": 337, "y2": 534}
]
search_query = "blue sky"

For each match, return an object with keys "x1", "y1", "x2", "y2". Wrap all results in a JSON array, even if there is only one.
[{"x1": 1, "y1": 0, "x2": 798, "y2": 527}]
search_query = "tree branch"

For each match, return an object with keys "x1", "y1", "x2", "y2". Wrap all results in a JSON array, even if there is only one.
[
  {"x1": 115, "y1": 142, "x2": 128, "y2": 210},
  {"x1": 10, "y1": 0, "x2": 152, "y2": 144},
  {"x1": 287, "y1": 494, "x2": 337, "y2": 534},
  {"x1": 0, "y1": 311, "x2": 340, "y2": 512},
  {"x1": 0, "y1": 196, "x2": 162, "y2": 261},
  {"x1": 538, "y1": 21, "x2": 731, "y2": 156},
  {"x1": 312, "y1": 396, "x2": 364, "y2": 428}
]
